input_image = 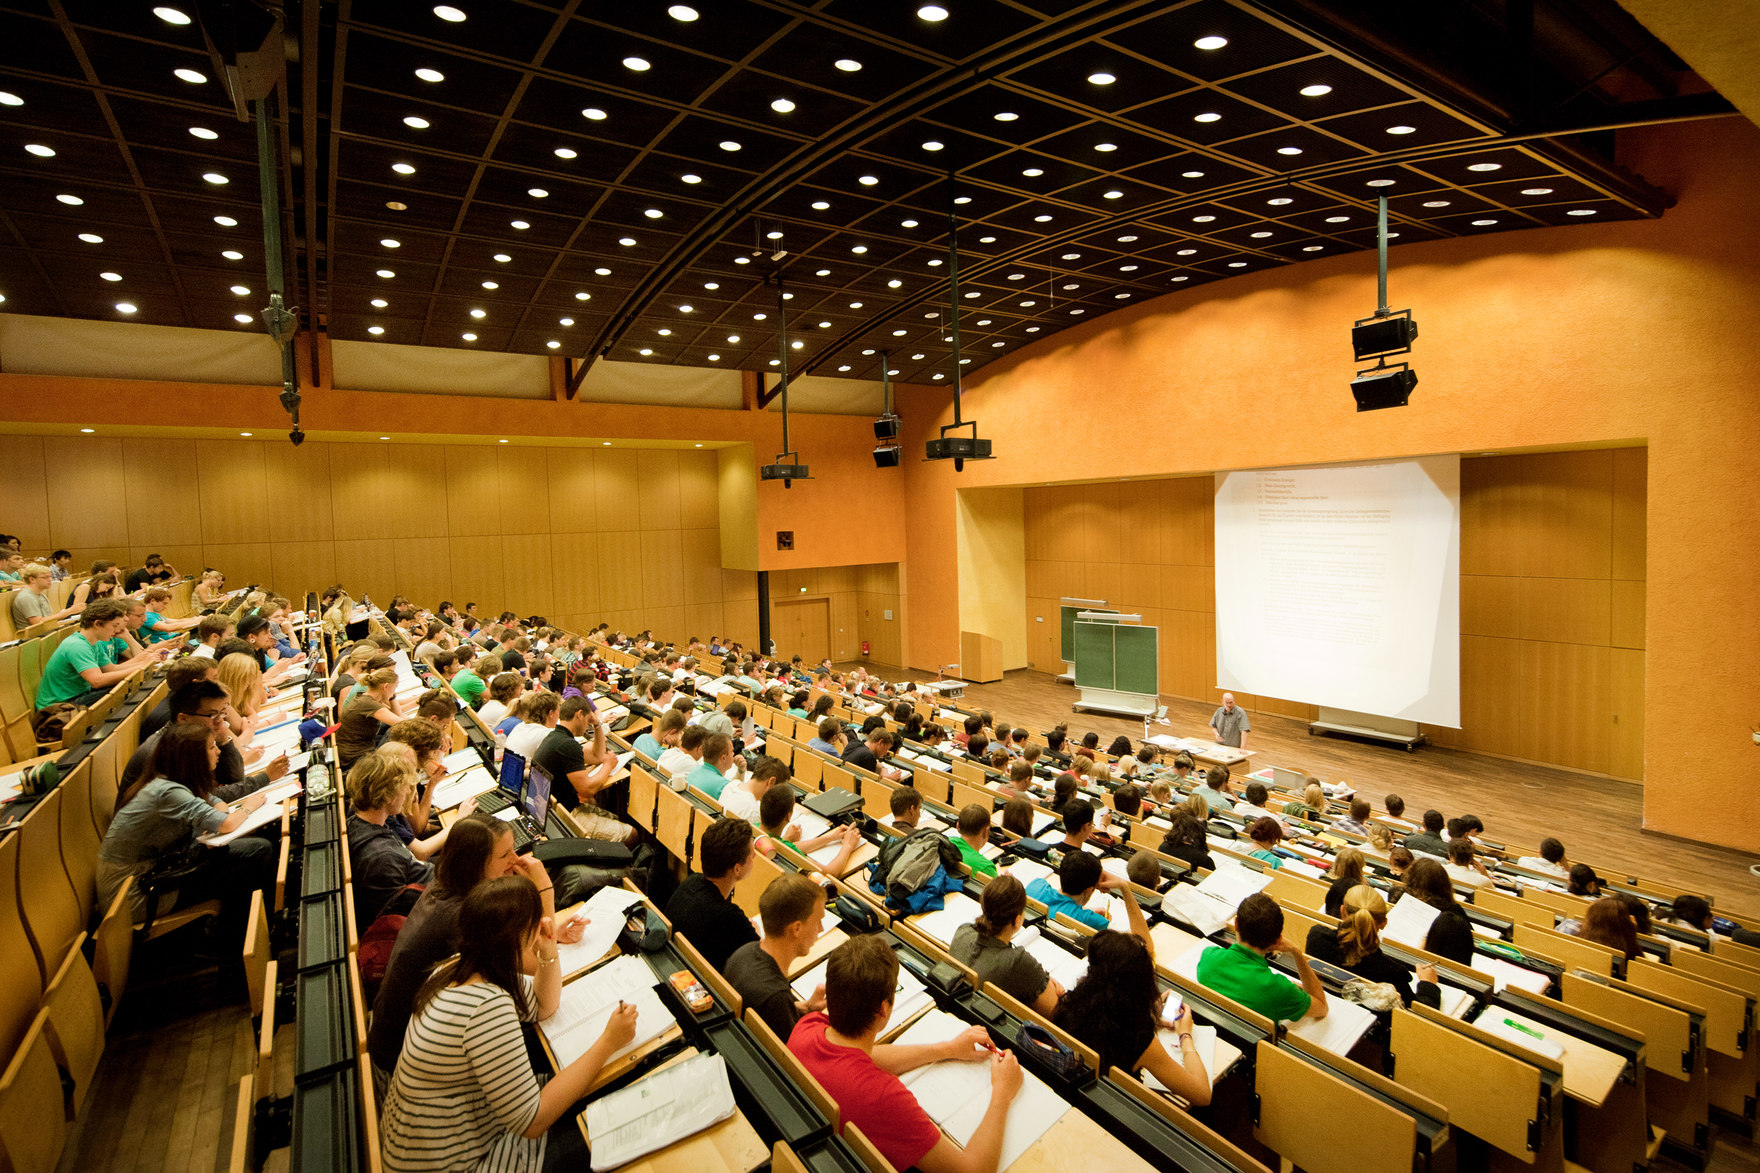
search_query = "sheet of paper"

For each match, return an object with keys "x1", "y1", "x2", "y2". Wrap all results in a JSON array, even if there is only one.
[
  {"x1": 432, "y1": 766, "x2": 499, "y2": 811},
  {"x1": 442, "y1": 748, "x2": 485, "y2": 773},
  {"x1": 253, "y1": 779, "x2": 304, "y2": 807},
  {"x1": 1283, "y1": 993, "x2": 1376, "y2": 1056},
  {"x1": 791, "y1": 956, "x2": 932, "y2": 1027},
  {"x1": 1012, "y1": 926, "x2": 1090, "y2": 990},
  {"x1": 1194, "y1": 860, "x2": 1274, "y2": 908},
  {"x1": 555, "y1": 886, "x2": 644, "y2": 978},
  {"x1": 1144, "y1": 1026, "x2": 1224, "y2": 1092},
  {"x1": 907, "y1": 892, "x2": 982, "y2": 945},
  {"x1": 1163, "y1": 886, "x2": 1235, "y2": 936},
  {"x1": 1477, "y1": 1012, "x2": 1566, "y2": 1060},
  {"x1": 582, "y1": 1051, "x2": 737, "y2": 1173},
  {"x1": 541, "y1": 955, "x2": 673, "y2": 1069},
  {"x1": 198, "y1": 800, "x2": 285, "y2": 846},
  {"x1": 1382, "y1": 894, "x2": 1442, "y2": 947},
  {"x1": 1470, "y1": 954, "x2": 1552, "y2": 994},
  {"x1": 790, "y1": 806, "x2": 832, "y2": 840},
  {"x1": 893, "y1": 1010, "x2": 1072, "y2": 1170},
  {"x1": 1435, "y1": 984, "x2": 1476, "y2": 1019}
]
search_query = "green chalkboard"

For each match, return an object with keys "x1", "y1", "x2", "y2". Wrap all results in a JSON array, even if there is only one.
[
  {"x1": 1073, "y1": 621, "x2": 1116, "y2": 690},
  {"x1": 1114, "y1": 625, "x2": 1160, "y2": 696},
  {"x1": 1061, "y1": 605, "x2": 1118, "y2": 662}
]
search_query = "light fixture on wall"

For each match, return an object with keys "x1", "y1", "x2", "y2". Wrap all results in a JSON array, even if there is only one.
[
  {"x1": 758, "y1": 272, "x2": 811, "y2": 487},
  {"x1": 1350, "y1": 195, "x2": 1418, "y2": 411},
  {"x1": 924, "y1": 179, "x2": 993, "y2": 469},
  {"x1": 873, "y1": 351, "x2": 901, "y2": 468}
]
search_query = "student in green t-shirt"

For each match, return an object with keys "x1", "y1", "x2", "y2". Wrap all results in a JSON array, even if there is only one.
[
  {"x1": 757, "y1": 786, "x2": 861, "y2": 877},
  {"x1": 35, "y1": 598, "x2": 163, "y2": 710},
  {"x1": 947, "y1": 803, "x2": 998, "y2": 878},
  {"x1": 1194, "y1": 893, "x2": 1329, "y2": 1025}
]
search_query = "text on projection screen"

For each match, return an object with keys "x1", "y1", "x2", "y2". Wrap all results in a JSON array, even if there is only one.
[{"x1": 1213, "y1": 457, "x2": 1461, "y2": 727}]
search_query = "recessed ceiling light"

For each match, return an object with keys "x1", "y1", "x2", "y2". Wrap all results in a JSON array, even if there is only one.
[
  {"x1": 78, "y1": 232, "x2": 103, "y2": 244},
  {"x1": 462, "y1": 332, "x2": 477, "y2": 341},
  {"x1": 174, "y1": 68, "x2": 207, "y2": 84},
  {"x1": 229, "y1": 284, "x2": 250, "y2": 295},
  {"x1": 214, "y1": 215, "x2": 238, "y2": 227},
  {"x1": 1302, "y1": 245, "x2": 1324, "y2": 252},
  {"x1": 1102, "y1": 190, "x2": 1123, "y2": 199},
  {"x1": 1276, "y1": 146, "x2": 1302, "y2": 155},
  {"x1": 525, "y1": 187, "x2": 549, "y2": 199},
  {"x1": 1228, "y1": 262, "x2": 1247, "y2": 268},
  {"x1": 239, "y1": 432, "x2": 252, "y2": 437},
  {"x1": 838, "y1": 364, "x2": 852, "y2": 371},
  {"x1": 849, "y1": 300, "x2": 863, "y2": 309},
  {"x1": 703, "y1": 282, "x2": 719, "y2": 290},
  {"x1": 1088, "y1": 71, "x2": 1115, "y2": 85},
  {"x1": 1182, "y1": 170, "x2": 1205, "y2": 178},
  {"x1": 495, "y1": 253, "x2": 513, "y2": 262},
  {"x1": 380, "y1": 238, "x2": 400, "y2": 248},
  {"x1": 380, "y1": 436, "x2": 391, "y2": 440},
  {"x1": 376, "y1": 268, "x2": 395, "y2": 277},
  {"x1": 719, "y1": 140, "x2": 741, "y2": 151},
  {"x1": 623, "y1": 57, "x2": 651, "y2": 72},
  {"x1": 479, "y1": 281, "x2": 498, "y2": 290},
  {"x1": 1325, "y1": 215, "x2": 1349, "y2": 223},
  {"x1": 55, "y1": 194, "x2": 83, "y2": 206},
  {"x1": 80, "y1": 428, "x2": 94, "y2": 433},
  {"x1": 791, "y1": 340, "x2": 803, "y2": 350},
  {"x1": 1061, "y1": 251, "x2": 1081, "y2": 259},
  {"x1": 811, "y1": 200, "x2": 830, "y2": 210},
  {"x1": 1250, "y1": 231, "x2": 1272, "y2": 239},
  {"x1": 727, "y1": 334, "x2": 741, "y2": 343},
  {"x1": 887, "y1": 279, "x2": 902, "y2": 288},
  {"x1": 815, "y1": 268, "x2": 831, "y2": 277},
  {"x1": 1194, "y1": 35, "x2": 1228, "y2": 49},
  {"x1": 582, "y1": 107, "x2": 607, "y2": 121},
  {"x1": 1386, "y1": 125, "x2": 1416, "y2": 135},
  {"x1": 1176, "y1": 248, "x2": 1196, "y2": 256},
  {"x1": 858, "y1": 175, "x2": 879, "y2": 185},
  {"x1": 641, "y1": 349, "x2": 656, "y2": 356},
  {"x1": 927, "y1": 258, "x2": 942, "y2": 266},
  {"x1": 560, "y1": 317, "x2": 574, "y2": 325},
  {"x1": 1422, "y1": 200, "x2": 1451, "y2": 208},
  {"x1": 100, "y1": 271, "x2": 121, "y2": 281},
  {"x1": 546, "y1": 340, "x2": 560, "y2": 349},
  {"x1": 1467, "y1": 162, "x2": 1502, "y2": 172},
  {"x1": 954, "y1": 195, "x2": 972, "y2": 205},
  {"x1": 25, "y1": 144, "x2": 56, "y2": 157},
  {"x1": 554, "y1": 147, "x2": 577, "y2": 159},
  {"x1": 595, "y1": 267, "x2": 611, "y2": 275},
  {"x1": 643, "y1": 208, "x2": 662, "y2": 219},
  {"x1": 1007, "y1": 272, "x2": 1024, "y2": 280},
  {"x1": 1192, "y1": 215, "x2": 1215, "y2": 223},
  {"x1": 1034, "y1": 214, "x2": 1052, "y2": 222},
  {"x1": 415, "y1": 68, "x2": 444, "y2": 83},
  {"x1": 618, "y1": 237, "x2": 636, "y2": 246},
  {"x1": 115, "y1": 302, "x2": 137, "y2": 313},
  {"x1": 1022, "y1": 167, "x2": 1044, "y2": 178},
  {"x1": 202, "y1": 172, "x2": 229, "y2": 185},
  {"x1": 766, "y1": 230, "x2": 784, "y2": 241},
  {"x1": 1471, "y1": 218, "x2": 1498, "y2": 226},
  {"x1": 1567, "y1": 208, "x2": 1597, "y2": 216},
  {"x1": 1171, "y1": 276, "x2": 1188, "y2": 283},
  {"x1": 1366, "y1": 178, "x2": 1396, "y2": 187},
  {"x1": 233, "y1": 312, "x2": 253, "y2": 323},
  {"x1": 1117, "y1": 235, "x2": 1138, "y2": 242},
  {"x1": 921, "y1": 140, "x2": 944, "y2": 152},
  {"x1": 385, "y1": 200, "x2": 408, "y2": 211},
  {"x1": 186, "y1": 126, "x2": 219, "y2": 142},
  {"x1": 835, "y1": 59, "x2": 862, "y2": 72},
  {"x1": 994, "y1": 112, "x2": 1019, "y2": 122},
  {"x1": 1300, "y1": 84, "x2": 1332, "y2": 97},
  {"x1": 154, "y1": 6, "x2": 191, "y2": 23},
  {"x1": 752, "y1": 312, "x2": 767, "y2": 320},
  {"x1": 681, "y1": 173, "x2": 702, "y2": 184},
  {"x1": 1521, "y1": 187, "x2": 1554, "y2": 196},
  {"x1": 371, "y1": 298, "x2": 388, "y2": 307},
  {"x1": 433, "y1": 5, "x2": 466, "y2": 21},
  {"x1": 658, "y1": 328, "x2": 672, "y2": 336},
  {"x1": 402, "y1": 116, "x2": 430, "y2": 129},
  {"x1": 392, "y1": 162, "x2": 416, "y2": 175},
  {"x1": 668, "y1": 4, "x2": 699, "y2": 19},
  {"x1": 1026, "y1": 326, "x2": 1040, "y2": 332},
  {"x1": 1062, "y1": 283, "x2": 1079, "y2": 290},
  {"x1": 470, "y1": 308, "x2": 486, "y2": 319},
  {"x1": 768, "y1": 359, "x2": 779, "y2": 366},
  {"x1": 911, "y1": 352, "x2": 925, "y2": 360},
  {"x1": 1094, "y1": 142, "x2": 1117, "y2": 152},
  {"x1": 1193, "y1": 112, "x2": 1221, "y2": 123},
  {"x1": 1120, "y1": 264, "x2": 1138, "y2": 271},
  {"x1": 891, "y1": 329, "x2": 907, "y2": 337},
  {"x1": 918, "y1": 4, "x2": 949, "y2": 19},
  {"x1": 707, "y1": 354, "x2": 720, "y2": 361},
  {"x1": 1267, "y1": 197, "x2": 1293, "y2": 205},
  {"x1": 979, "y1": 235, "x2": 995, "y2": 243}
]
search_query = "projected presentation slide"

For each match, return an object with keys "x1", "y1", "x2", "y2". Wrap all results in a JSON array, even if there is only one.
[{"x1": 1213, "y1": 456, "x2": 1460, "y2": 727}]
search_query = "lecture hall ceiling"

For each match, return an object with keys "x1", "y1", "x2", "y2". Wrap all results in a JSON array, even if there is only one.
[{"x1": 0, "y1": 0, "x2": 1732, "y2": 392}]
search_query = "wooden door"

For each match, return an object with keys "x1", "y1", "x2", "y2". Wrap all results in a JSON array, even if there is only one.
[{"x1": 773, "y1": 598, "x2": 831, "y2": 665}]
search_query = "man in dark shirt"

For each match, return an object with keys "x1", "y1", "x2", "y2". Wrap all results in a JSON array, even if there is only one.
[
  {"x1": 1402, "y1": 809, "x2": 1449, "y2": 857},
  {"x1": 142, "y1": 658, "x2": 222, "y2": 740},
  {"x1": 532, "y1": 696, "x2": 630, "y2": 843},
  {"x1": 842, "y1": 728, "x2": 903, "y2": 781},
  {"x1": 724, "y1": 873, "x2": 828, "y2": 1040},
  {"x1": 123, "y1": 681, "x2": 286, "y2": 801},
  {"x1": 664, "y1": 817, "x2": 758, "y2": 971},
  {"x1": 123, "y1": 554, "x2": 177, "y2": 594}
]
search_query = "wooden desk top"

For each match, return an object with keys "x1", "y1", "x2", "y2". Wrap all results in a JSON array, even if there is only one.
[
  {"x1": 1004, "y1": 1104, "x2": 1157, "y2": 1173},
  {"x1": 577, "y1": 1049, "x2": 769, "y2": 1173},
  {"x1": 1483, "y1": 1005, "x2": 1624, "y2": 1107}
]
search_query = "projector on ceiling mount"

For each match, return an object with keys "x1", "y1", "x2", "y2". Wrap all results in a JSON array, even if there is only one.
[
  {"x1": 924, "y1": 420, "x2": 994, "y2": 471},
  {"x1": 759, "y1": 451, "x2": 811, "y2": 487}
]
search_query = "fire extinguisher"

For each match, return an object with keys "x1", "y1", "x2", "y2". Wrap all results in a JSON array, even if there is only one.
[{"x1": 861, "y1": 641, "x2": 870, "y2": 657}]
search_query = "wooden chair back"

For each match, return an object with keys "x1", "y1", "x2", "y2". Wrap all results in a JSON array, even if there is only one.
[
  {"x1": 56, "y1": 758, "x2": 101, "y2": 915},
  {"x1": 41, "y1": 936, "x2": 105, "y2": 1115},
  {"x1": 15, "y1": 788, "x2": 85, "y2": 986},
  {"x1": 742, "y1": 1008, "x2": 839, "y2": 1129},
  {"x1": 0, "y1": 1010, "x2": 69, "y2": 1173}
]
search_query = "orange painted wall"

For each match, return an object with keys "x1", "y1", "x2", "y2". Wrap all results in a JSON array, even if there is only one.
[
  {"x1": 0, "y1": 375, "x2": 907, "y2": 575},
  {"x1": 896, "y1": 117, "x2": 1760, "y2": 850}
]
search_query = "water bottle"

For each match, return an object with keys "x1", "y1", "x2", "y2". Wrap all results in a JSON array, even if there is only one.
[
  {"x1": 493, "y1": 727, "x2": 507, "y2": 766},
  {"x1": 307, "y1": 761, "x2": 332, "y2": 801}
]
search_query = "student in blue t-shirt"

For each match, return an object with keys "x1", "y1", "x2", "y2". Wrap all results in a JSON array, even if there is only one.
[
  {"x1": 138, "y1": 586, "x2": 202, "y2": 644},
  {"x1": 1024, "y1": 850, "x2": 1114, "y2": 931}
]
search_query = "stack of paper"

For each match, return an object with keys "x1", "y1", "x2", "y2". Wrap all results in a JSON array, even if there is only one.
[
  {"x1": 554, "y1": 886, "x2": 645, "y2": 978},
  {"x1": 582, "y1": 1052, "x2": 737, "y2": 1173},
  {"x1": 1003, "y1": 858, "x2": 1053, "y2": 887},
  {"x1": 541, "y1": 954, "x2": 673, "y2": 1069},
  {"x1": 1143, "y1": 1025, "x2": 1222, "y2": 1093},
  {"x1": 892, "y1": 1010, "x2": 1072, "y2": 1169},
  {"x1": 908, "y1": 893, "x2": 982, "y2": 945},
  {"x1": 1012, "y1": 925, "x2": 1089, "y2": 990},
  {"x1": 1381, "y1": 895, "x2": 1441, "y2": 947},
  {"x1": 1470, "y1": 954, "x2": 1552, "y2": 994},
  {"x1": 1283, "y1": 994, "x2": 1376, "y2": 1056},
  {"x1": 1162, "y1": 863, "x2": 1272, "y2": 935},
  {"x1": 431, "y1": 766, "x2": 499, "y2": 811}
]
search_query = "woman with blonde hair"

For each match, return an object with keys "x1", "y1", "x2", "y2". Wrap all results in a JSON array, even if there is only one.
[
  {"x1": 216, "y1": 651, "x2": 265, "y2": 749},
  {"x1": 1283, "y1": 780, "x2": 1328, "y2": 820},
  {"x1": 338, "y1": 666, "x2": 404, "y2": 771},
  {"x1": 1305, "y1": 885, "x2": 1441, "y2": 1008},
  {"x1": 192, "y1": 568, "x2": 227, "y2": 609},
  {"x1": 1324, "y1": 848, "x2": 1368, "y2": 917}
]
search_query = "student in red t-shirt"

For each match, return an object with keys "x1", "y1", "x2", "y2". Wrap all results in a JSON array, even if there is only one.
[{"x1": 788, "y1": 936, "x2": 1022, "y2": 1173}]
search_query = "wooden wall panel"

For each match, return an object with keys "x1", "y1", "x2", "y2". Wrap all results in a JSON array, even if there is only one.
[
  {"x1": 640, "y1": 530, "x2": 685, "y2": 609},
  {"x1": 0, "y1": 436, "x2": 51, "y2": 550},
  {"x1": 1609, "y1": 648, "x2": 1645, "y2": 781},
  {"x1": 595, "y1": 451, "x2": 640, "y2": 533},
  {"x1": 271, "y1": 542, "x2": 336, "y2": 600},
  {"x1": 680, "y1": 528, "x2": 723, "y2": 605},
  {"x1": 545, "y1": 448, "x2": 598, "y2": 533},
  {"x1": 333, "y1": 539, "x2": 398, "y2": 606},
  {"x1": 263, "y1": 441, "x2": 335, "y2": 543},
  {"x1": 1081, "y1": 482, "x2": 1124, "y2": 562},
  {"x1": 196, "y1": 440, "x2": 270, "y2": 545},
  {"x1": 1457, "y1": 636, "x2": 1526, "y2": 758},
  {"x1": 857, "y1": 563, "x2": 897, "y2": 595},
  {"x1": 204, "y1": 542, "x2": 274, "y2": 594},
  {"x1": 724, "y1": 595, "x2": 760, "y2": 646},
  {"x1": 447, "y1": 536, "x2": 504, "y2": 615},
  {"x1": 43, "y1": 437, "x2": 128, "y2": 549},
  {"x1": 496, "y1": 448, "x2": 551, "y2": 537},
  {"x1": 683, "y1": 603, "x2": 723, "y2": 646},
  {"x1": 1522, "y1": 641, "x2": 1610, "y2": 775},
  {"x1": 329, "y1": 445, "x2": 399, "y2": 542},
  {"x1": 831, "y1": 591, "x2": 859, "y2": 662},
  {"x1": 598, "y1": 544, "x2": 644, "y2": 612},
  {"x1": 382, "y1": 446, "x2": 449, "y2": 539},
  {"x1": 1522, "y1": 451, "x2": 1612, "y2": 579},
  {"x1": 1461, "y1": 575, "x2": 1520, "y2": 638},
  {"x1": 123, "y1": 438, "x2": 203, "y2": 547},
  {"x1": 1610, "y1": 580, "x2": 1645, "y2": 649},
  {"x1": 1160, "y1": 477, "x2": 1212, "y2": 567},
  {"x1": 677, "y1": 451, "x2": 719, "y2": 530},
  {"x1": 499, "y1": 536, "x2": 556, "y2": 618},
  {"x1": 444, "y1": 445, "x2": 501, "y2": 538},
  {"x1": 1519, "y1": 578, "x2": 1611, "y2": 646},
  {"x1": 548, "y1": 535, "x2": 601, "y2": 617},
  {"x1": 1459, "y1": 455, "x2": 1524, "y2": 577},
  {"x1": 1022, "y1": 489, "x2": 1055, "y2": 561},
  {"x1": 1610, "y1": 448, "x2": 1647, "y2": 581},
  {"x1": 721, "y1": 568, "x2": 758, "y2": 601},
  {"x1": 393, "y1": 538, "x2": 453, "y2": 609}
]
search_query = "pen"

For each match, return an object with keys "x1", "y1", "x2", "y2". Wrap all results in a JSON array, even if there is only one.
[{"x1": 1502, "y1": 1017, "x2": 1545, "y2": 1039}]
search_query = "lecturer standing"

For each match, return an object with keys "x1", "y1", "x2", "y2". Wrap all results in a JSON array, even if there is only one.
[{"x1": 1209, "y1": 693, "x2": 1250, "y2": 749}]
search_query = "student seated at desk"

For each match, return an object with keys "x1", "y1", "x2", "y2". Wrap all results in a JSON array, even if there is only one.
[
  {"x1": 10, "y1": 561, "x2": 79, "y2": 628},
  {"x1": 1195, "y1": 893, "x2": 1329, "y2": 1024},
  {"x1": 476, "y1": 672, "x2": 522, "y2": 729},
  {"x1": 1306, "y1": 886, "x2": 1441, "y2": 1008},
  {"x1": 1053, "y1": 798, "x2": 1101, "y2": 856},
  {"x1": 656, "y1": 722, "x2": 704, "y2": 779},
  {"x1": 725, "y1": 873, "x2": 829, "y2": 1041},
  {"x1": 1231, "y1": 781, "x2": 1277, "y2": 825},
  {"x1": 1245, "y1": 817, "x2": 1285, "y2": 868},
  {"x1": 1568, "y1": 863, "x2": 1605, "y2": 897},
  {"x1": 721, "y1": 753, "x2": 788, "y2": 824},
  {"x1": 535, "y1": 697, "x2": 631, "y2": 844},
  {"x1": 337, "y1": 667, "x2": 404, "y2": 772},
  {"x1": 948, "y1": 804, "x2": 999, "y2": 879},
  {"x1": 383, "y1": 719, "x2": 470, "y2": 861},
  {"x1": 666, "y1": 817, "x2": 759, "y2": 970},
  {"x1": 347, "y1": 749, "x2": 436, "y2": 932},
  {"x1": 1400, "y1": 859, "x2": 1475, "y2": 965},
  {"x1": 632, "y1": 708, "x2": 683, "y2": 762},
  {"x1": 808, "y1": 717, "x2": 846, "y2": 758},
  {"x1": 993, "y1": 760, "x2": 1034, "y2": 802},
  {"x1": 381, "y1": 876, "x2": 633, "y2": 1173},
  {"x1": 998, "y1": 797, "x2": 1040, "y2": 842},
  {"x1": 1280, "y1": 781, "x2": 1327, "y2": 821},
  {"x1": 1332, "y1": 797, "x2": 1373, "y2": 837},
  {"x1": 1515, "y1": 837, "x2": 1569, "y2": 879},
  {"x1": 35, "y1": 599, "x2": 164, "y2": 710},
  {"x1": 1055, "y1": 931, "x2": 1212, "y2": 1107},
  {"x1": 1443, "y1": 838, "x2": 1493, "y2": 889},
  {"x1": 1025, "y1": 849, "x2": 1135, "y2": 932},
  {"x1": 952, "y1": 874, "x2": 1063, "y2": 1014},
  {"x1": 451, "y1": 647, "x2": 488, "y2": 709},
  {"x1": 1382, "y1": 793, "x2": 1414, "y2": 829},
  {"x1": 1127, "y1": 850, "x2": 1162, "y2": 890},
  {"x1": 790, "y1": 935, "x2": 1021, "y2": 1173},
  {"x1": 686, "y1": 732, "x2": 741, "y2": 801},
  {"x1": 844, "y1": 727, "x2": 907, "y2": 782},
  {"x1": 1573, "y1": 896, "x2": 1641, "y2": 960},
  {"x1": 889, "y1": 786, "x2": 923, "y2": 830},
  {"x1": 1402, "y1": 810, "x2": 1448, "y2": 857},
  {"x1": 1323, "y1": 849, "x2": 1367, "y2": 917},
  {"x1": 1192, "y1": 763, "x2": 1235, "y2": 814}
]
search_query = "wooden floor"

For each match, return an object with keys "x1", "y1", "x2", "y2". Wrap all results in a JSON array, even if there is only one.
[{"x1": 865, "y1": 663, "x2": 1760, "y2": 917}]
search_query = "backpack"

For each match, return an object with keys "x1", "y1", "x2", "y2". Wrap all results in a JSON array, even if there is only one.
[
  {"x1": 869, "y1": 829, "x2": 964, "y2": 915},
  {"x1": 357, "y1": 884, "x2": 426, "y2": 997}
]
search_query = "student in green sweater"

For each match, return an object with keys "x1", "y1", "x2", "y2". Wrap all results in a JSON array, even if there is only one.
[{"x1": 946, "y1": 803, "x2": 998, "y2": 878}]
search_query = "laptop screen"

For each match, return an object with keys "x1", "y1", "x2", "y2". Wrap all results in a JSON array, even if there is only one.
[{"x1": 524, "y1": 760, "x2": 553, "y2": 823}]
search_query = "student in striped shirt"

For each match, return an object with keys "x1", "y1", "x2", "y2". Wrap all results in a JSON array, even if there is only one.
[{"x1": 381, "y1": 876, "x2": 637, "y2": 1173}]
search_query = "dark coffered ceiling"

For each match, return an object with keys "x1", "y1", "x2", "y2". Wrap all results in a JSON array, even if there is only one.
[{"x1": 0, "y1": 0, "x2": 1732, "y2": 393}]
